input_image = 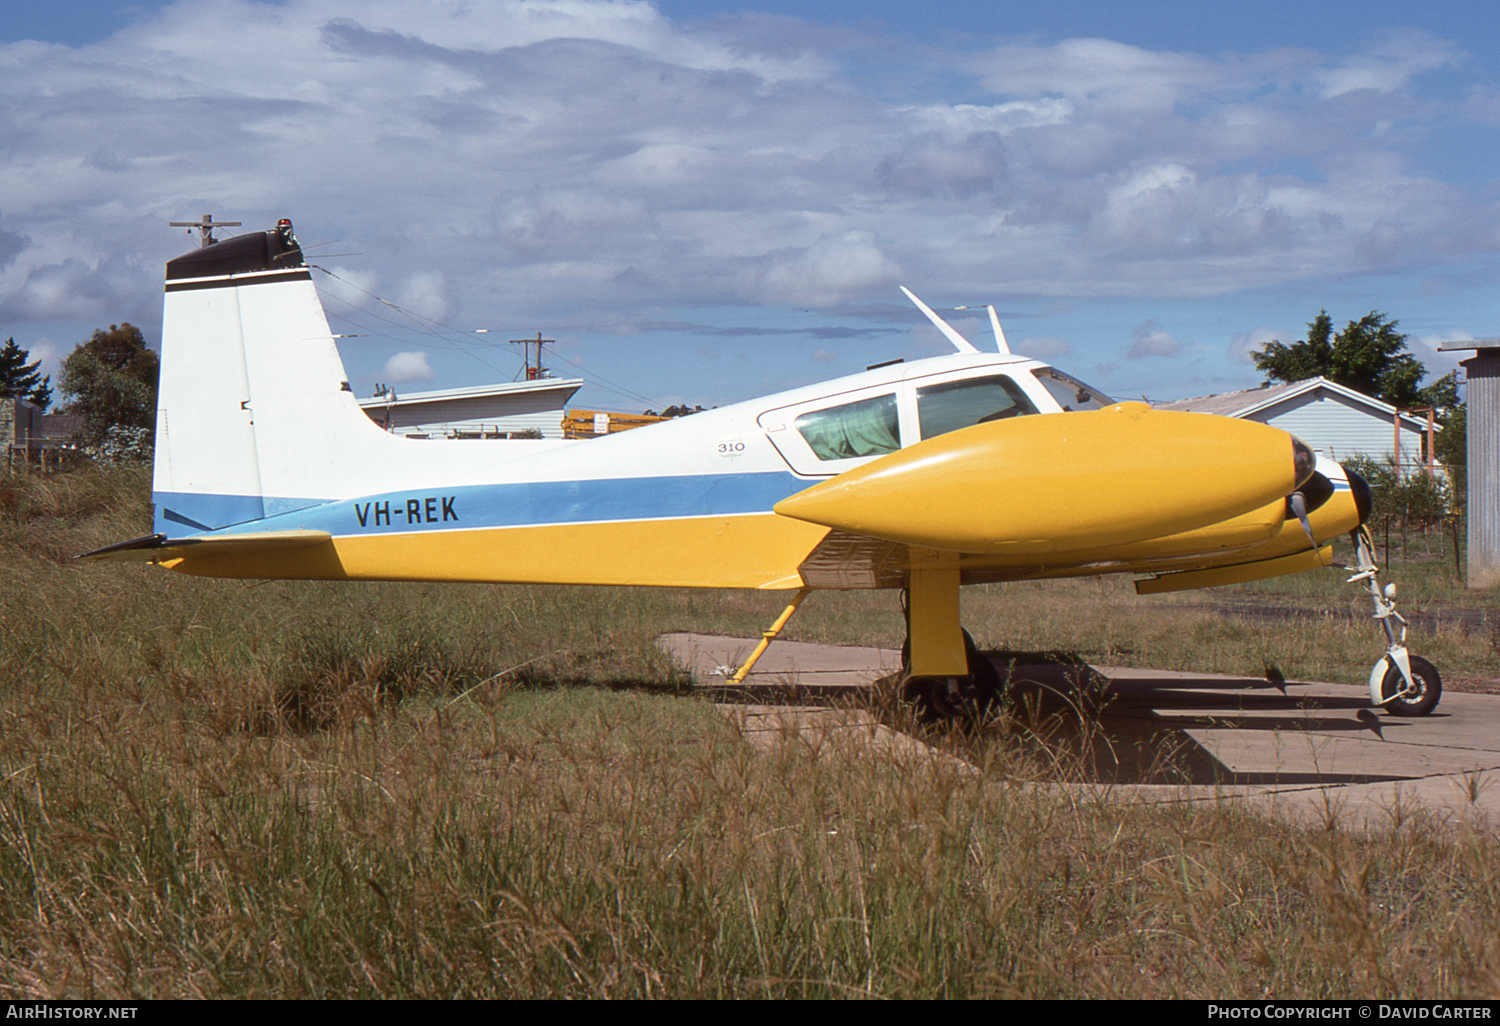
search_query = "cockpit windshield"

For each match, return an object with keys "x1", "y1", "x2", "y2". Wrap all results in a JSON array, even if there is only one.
[
  {"x1": 916, "y1": 375, "x2": 1038, "y2": 440},
  {"x1": 1032, "y1": 367, "x2": 1113, "y2": 412}
]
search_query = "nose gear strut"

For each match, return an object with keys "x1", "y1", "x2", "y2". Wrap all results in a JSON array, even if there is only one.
[{"x1": 1343, "y1": 525, "x2": 1441, "y2": 716}]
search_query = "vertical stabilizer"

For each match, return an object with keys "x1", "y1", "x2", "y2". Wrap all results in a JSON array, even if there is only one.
[{"x1": 153, "y1": 222, "x2": 390, "y2": 533}]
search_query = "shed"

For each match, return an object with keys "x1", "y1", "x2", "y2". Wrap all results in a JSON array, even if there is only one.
[
  {"x1": 3, "y1": 401, "x2": 83, "y2": 467},
  {"x1": 358, "y1": 378, "x2": 583, "y2": 440},
  {"x1": 1, "y1": 397, "x2": 40, "y2": 454},
  {"x1": 1156, "y1": 377, "x2": 1436, "y2": 476},
  {"x1": 1437, "y1": 338, "x2": 1500, "y2": 588}
]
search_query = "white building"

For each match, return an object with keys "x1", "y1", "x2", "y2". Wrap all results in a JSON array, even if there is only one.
[
  {"x1": 1156, "y1": 377, "x2": 1438, "y2": 477},
  {"x1": 358, "y1": 378, "x2": 583, "y2": 440}
]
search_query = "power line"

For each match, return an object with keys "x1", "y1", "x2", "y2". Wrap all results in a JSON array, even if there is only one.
[{"x1": 309, "y1": 266, "x2": 666, "y2": 409}]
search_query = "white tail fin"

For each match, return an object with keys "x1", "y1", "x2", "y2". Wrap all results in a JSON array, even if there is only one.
[{"x1": 153, "y1": 224, "x2": 486, "y2": 534}]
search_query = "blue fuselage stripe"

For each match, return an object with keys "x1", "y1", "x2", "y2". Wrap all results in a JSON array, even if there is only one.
[{"x1": 157, "y1": 471, "x2": 813, "y2": 538}]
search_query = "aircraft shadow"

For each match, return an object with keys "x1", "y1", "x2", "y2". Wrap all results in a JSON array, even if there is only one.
[
  {"x1": 701, "y1": 650, "x2": 1411, "y2": 788},
  {"x1": 979, "y1": 653, "x2": 1413, "y2": 787}
]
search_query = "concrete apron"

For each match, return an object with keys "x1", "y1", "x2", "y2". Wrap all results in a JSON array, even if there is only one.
[{"x1": 658, "y1": 632, "x2": 1500, "y2": 831}]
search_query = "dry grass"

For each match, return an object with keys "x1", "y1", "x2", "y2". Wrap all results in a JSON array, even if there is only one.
[{"x1": 2, "y1": 466, "x2": 1499, "y2": 998}]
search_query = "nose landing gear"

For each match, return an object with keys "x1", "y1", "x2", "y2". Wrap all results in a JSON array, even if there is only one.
[{"x1": 1347, "y1": 526, "x2": 1442, "y2": 716}]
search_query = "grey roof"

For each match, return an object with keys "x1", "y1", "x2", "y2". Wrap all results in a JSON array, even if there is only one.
[
  {"x1": 1156, "y1": 375, "x2": 1431, "y2": 429},
  {"x1": 1156, "y1": 379, "x2": 1309, "y2": 417},
  {"x1": 356, "y1": 377, "x2": 582, "y2": 410}
]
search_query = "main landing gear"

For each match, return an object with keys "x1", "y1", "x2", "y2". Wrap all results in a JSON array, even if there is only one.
[
  {"x1": 1346, "y1": 525, "x2": 1442, "y2": 717},
  {"x1": 900, "y1": 627, "x2": 1002, "y2": 721},
  {"x1": 897, "y1": 574, "x2": 1002, "y2": 721}
]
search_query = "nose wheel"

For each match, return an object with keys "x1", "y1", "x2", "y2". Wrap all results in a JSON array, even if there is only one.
[
  {"x1": 1376, "y1": 653, "x2": 1442, "y2": 718},
  {"x1": 1347, "y1": 526, "x2": 1441, "y2": 716}
]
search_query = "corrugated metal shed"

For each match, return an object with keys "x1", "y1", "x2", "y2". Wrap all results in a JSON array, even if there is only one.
[
  {"x1": 357, "y1": 378, "x2": 583, "y2": 440},
  {"x1": 1438, "y1": 339, "x2": 1500, "y2": 589},
  {"x1": 1157, "y1": 377, "x2": 1435, "y2": 475}
]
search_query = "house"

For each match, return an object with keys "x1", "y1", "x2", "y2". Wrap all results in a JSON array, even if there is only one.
[
  {"x1": 1155, "y1": 376, "x2": 1438, "y2": 477},
  {"x1": 2, "y1": 399, "x2": 84, "y2": 467},
  {"x1": 1, "y1": 397, "x2": 41, "y2": 454},
  {"x1": 357, "y1": 377, "x2": 584, "y2": 440}
]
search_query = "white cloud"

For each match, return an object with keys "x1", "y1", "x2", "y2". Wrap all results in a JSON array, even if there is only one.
[
  {"x1": 1128, "y1": 318, "x2": 1181, "y2": 359},
  {"x1": 899, "y1": 99, "x2": 1074, "y2": 138},
  {"x1": 1416, "y1": 329, "x2": 1476, "y2": 381},
  {"x1": 1017, "y1": 336, "x2": 1072, "y2": 360},
  {"x1": 397, "y1": 271, "x2": 448, "y2": 323},
  {"x1": 1315, "y1": 31, "x2": 1461, "y2": 99},
  {"x1": 317, "y1": 266, "x2": 380, "y2": 312},
  {"x1": 755, "y1": 230, "x2": 901, "y2": 306},
  {"x1": 27, "y1": 338, "x2": 62, "y2": 376},
  {"x1": 382, "y1": 351, "x2": 435, "y2": 383},
  {"x1": 1228, "y1": 327, "x2": 1281, "y2": 366},
  {"x1": 0, "y1": 0, "x2": 1491, "y2": 402},
  {"x1": 973, "y1": 37, "x2": 1222, "y2": 109}
]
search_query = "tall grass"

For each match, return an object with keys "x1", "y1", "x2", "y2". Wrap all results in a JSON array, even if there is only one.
[{"x1": 1, "y1": 466, "x2": 1498, "y2": 998}]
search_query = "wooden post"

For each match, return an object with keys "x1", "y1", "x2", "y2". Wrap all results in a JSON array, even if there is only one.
[{"x1": 1454, "y1": 515, "x2": 1463, "y2": 578}]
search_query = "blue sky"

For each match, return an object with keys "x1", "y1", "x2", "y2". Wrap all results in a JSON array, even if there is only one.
[{"x1": 3, "y1": 0, "x2": 1498, "y2": 411}]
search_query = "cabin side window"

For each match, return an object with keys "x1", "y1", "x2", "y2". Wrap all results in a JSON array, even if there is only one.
[
  {"x1": 915, "y1": 376, "x2": 1038, "y2": 440},
  {"x1": 794, "y1": 393, "x2": 900, "y2": 461}
]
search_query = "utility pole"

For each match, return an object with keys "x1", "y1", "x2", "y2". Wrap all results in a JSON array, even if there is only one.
[
  {"x1": 509, "y1": 332, "x2": 553, "y2": 381},
  {"x1": 168, "y1": 213, "x2": 242, "y2": 247}
]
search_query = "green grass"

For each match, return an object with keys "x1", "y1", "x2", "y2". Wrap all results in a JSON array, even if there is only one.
[{"x1": 1, "y1": 466, "x2": 1498, "y2": 998}]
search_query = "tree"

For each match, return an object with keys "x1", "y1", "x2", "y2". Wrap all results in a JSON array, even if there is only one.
[
  {"x1": 1251, "y1": 311, "x2": 1455, "y2": 413},
  {"x1": 0, "y1": 336, "x2": 53, "y2": 410},
  {"x1": 1433, "y1": 400, "x2": 1467, "y2": 498},
  {"x1": 1253, "y1": 312, "x2": 1469, "y2": 494},
  {"x1": 59, "y1": 323, "x2": 160, "y2": 447}
]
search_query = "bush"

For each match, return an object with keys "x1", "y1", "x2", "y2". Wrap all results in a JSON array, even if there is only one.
[
  {"x1": 1341, "y1": 454, "x2": 1451, "y2": 527},
  {"x1": 84, "y1": 424, "x2": 153, "y2": 466}
]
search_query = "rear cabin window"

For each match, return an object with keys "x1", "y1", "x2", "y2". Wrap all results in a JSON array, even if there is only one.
[
  {"x1": 794, "y1": 393, "x2": 900, "y2": 461},
  {"x1": 916, "y1": 376, "x2": 1038, "y2": 440}
]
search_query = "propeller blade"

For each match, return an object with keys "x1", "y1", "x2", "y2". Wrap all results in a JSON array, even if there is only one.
[{"x1": 1287, "y1": 491, "x2": 1326, "y2": 565}]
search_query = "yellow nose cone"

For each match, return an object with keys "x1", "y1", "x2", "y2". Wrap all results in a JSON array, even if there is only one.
[{"x1": 773, "y1": 404, "x2": 1304, "y2": 555}]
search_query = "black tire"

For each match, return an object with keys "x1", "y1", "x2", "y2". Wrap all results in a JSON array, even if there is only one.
[
  {"x1": 899, "y1": 629, "x2": 1001, "y2": 721},
  {"x1": 1380, "y1": 655, "x2": 1441, "y2": 717},
  {"x1": 962, "y1": 630, "x2": 1002, "y2": 712},
  {"x1": 901, "y1": 675, "x2": 959, "y2": 721}
]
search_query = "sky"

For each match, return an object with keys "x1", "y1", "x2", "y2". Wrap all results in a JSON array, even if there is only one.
[{"x1": 3, "y1": 0, "x2": 1499, "y2": 413}]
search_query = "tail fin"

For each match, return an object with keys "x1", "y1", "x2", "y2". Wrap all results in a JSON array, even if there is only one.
[{"x1": 153, "y1": 222, "x2": 392, "y2": 534}]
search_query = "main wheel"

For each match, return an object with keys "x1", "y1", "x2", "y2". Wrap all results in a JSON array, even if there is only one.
[
  {"x1": 1380, "y1": 654, "x2": 1441, "y2": 717},
  {"x1": 899, "y1": 630, "x2": 1001, "y2": 721}
]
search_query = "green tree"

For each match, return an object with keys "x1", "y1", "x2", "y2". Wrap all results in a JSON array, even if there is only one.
[
  {"x1": 0, "y1": 336, "x2": 53, "y2": 410},
  {"x1": 59, "y1": 323, "x2": 160, "y2": 446},
  {"x1": 1433, "y1": 400, "x2": 1467, "y2": 499},
  {"x1": 1252, "y1": 311, "x2": 1455, "y2": 412}
]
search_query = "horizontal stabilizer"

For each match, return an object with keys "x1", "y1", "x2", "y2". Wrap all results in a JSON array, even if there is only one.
[{"x1": 76, "y1": 530, "x2": 334, "y2": 564}]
